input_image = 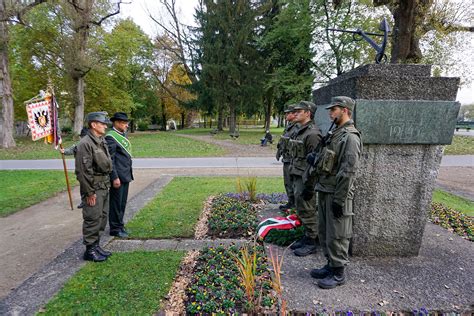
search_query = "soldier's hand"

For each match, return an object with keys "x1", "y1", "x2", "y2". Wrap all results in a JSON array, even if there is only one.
[
  {"x1": 306, "y1": 152, "x2": 316, "y2": 165},
  {"x1": 302, "y1": 188, "x2": 314, "y2": 201},
  {"x1": 332, "y1": 202, "x2": 343, "y2": 219},
  {"x1": 276, "y1": 151, "x2": 281, "y2": 161},
  {"x1": 86, "y1": 194, "x2": 97, "y2": 207},
  {"x1": 113, "y1": 178, "x2": 121, "y2": 189}
]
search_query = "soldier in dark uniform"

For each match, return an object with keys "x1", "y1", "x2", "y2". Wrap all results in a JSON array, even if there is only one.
[
  {"x1": 309, "y1": 96, "x2": 362, "y2": 289},
  {"x1": 288, "y1": 101, "x2": 322, "y2": 256},
  {"x1": 75, "y1": 112, "x2": 113, "y2": 262},
  {"x1": 276, "y1": 104, "x2": 297, "y2": 210},
  {"x1": 106, "y1": 112, "x2": 134, "y2": 238}
]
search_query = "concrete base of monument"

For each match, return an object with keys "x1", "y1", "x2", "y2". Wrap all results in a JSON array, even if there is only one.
[{"x1": 265, "y1": 210, "x2": 473, "y2": 313}]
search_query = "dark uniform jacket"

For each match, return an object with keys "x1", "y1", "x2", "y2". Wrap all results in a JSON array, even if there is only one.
[
  {"x1": 277, "y1": 122, "x2": 298, "y2": 163},
  {"x1": 75, "y1": 131, "x2": 113, "y2": 197},
  {"x1": 289, "y1": 121, "x2": 322, "y2": 176},
  {"x1": 314, "y1": 120, "x2": 361, "y2": 205},
  {"x1": 106, "y1": 128, "x2": 134, "y2": 183}
]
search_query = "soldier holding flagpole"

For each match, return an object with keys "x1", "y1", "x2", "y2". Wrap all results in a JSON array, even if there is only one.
[{"x1": 75, "y1": 112, "x2": 113, "y2": 262}]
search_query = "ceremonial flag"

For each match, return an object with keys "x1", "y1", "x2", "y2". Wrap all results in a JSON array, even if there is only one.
[
  {"x1": 50, "y1": 94, "x2": 62, "y2": 149},
  {"x1": 257, "y1": 214, "x2": 302, "y2": 239},
  {"x1": 25, "y1": 92, "x2": 62, "y2": 148},
  {"x1": 25, "y1": 99, "x2": 53, "y2": 141}
]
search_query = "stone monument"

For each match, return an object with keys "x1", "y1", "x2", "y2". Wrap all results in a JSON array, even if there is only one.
[{"x1": 313, "y1": 64, "x2": 460, "y2": 256}]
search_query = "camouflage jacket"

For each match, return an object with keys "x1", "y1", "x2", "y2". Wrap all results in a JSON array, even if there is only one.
[
  {"x1": 314, "y1": 120, "x2": 362, "y2": 205},
  {"x1": 75, "y1": 131, "x2": 113, "y2": 197},
  {"x1": 288, "y1": 121, "x2": 321, "y2": 176},
  {"x1": 276, "y1": 122, "x2": 298, "y2": 163}
]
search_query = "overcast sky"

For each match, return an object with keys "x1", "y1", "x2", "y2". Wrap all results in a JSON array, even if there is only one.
[{"x1": 120, "y1": 0, "x2": 474, "y2": 105}]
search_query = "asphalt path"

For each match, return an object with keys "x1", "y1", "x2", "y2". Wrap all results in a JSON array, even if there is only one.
[
  {"x1": 454, "y1": 130, "x2": 474, "y2": 137},
  {"x1": 0, "y1": 155, "x2": 473, "y2": 170}
]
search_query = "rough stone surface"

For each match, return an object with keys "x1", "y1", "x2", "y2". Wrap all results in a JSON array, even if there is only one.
[
  {"x1": 312, "y1": 64, "x2": 459, "y2": 256},
  {"x1": 327, "y1": 64, "x2": 432, "y2": 84},
  {"x1": 352, "y1": 145, "x2": 444, "y2": 256},
  {"x1": 274, "y1": 223, "x2": 473, "y2": 313},
  {"x1": 313, "y1": 64, "x2": 460, "y2": 104}
]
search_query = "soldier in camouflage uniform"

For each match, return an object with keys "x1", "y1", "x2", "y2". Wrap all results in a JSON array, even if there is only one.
[
  {"x1": 276, "y1": 104, "x2": 297, "y2": 210},
  {"x1": 288, "y1": 101, "x2": 322, "y2": 257},
  {"x1": 75, "y1": 112, "x2": 113, "y2": 262},
  {"x1": 309, "y1": 96, "x2": 362, "y2": 289}
]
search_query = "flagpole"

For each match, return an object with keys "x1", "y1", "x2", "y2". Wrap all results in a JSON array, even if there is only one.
[
  {"x1": 59, "y1": 143, "x2": 74, "y2": 210},
  {"x1": 47, "y1": 83, "x2": 74, "y2": 211}
]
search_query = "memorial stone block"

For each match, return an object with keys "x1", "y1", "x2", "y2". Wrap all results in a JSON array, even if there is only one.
[{"x1": 312, "y1": 64, "x2": 460, "y2": 256}]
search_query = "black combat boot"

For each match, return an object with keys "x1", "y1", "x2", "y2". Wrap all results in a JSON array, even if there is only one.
[
  {"x1": 279, "y1": 203, "x2": 292, "y2": 211},
  {"x1": 95, "y1": 245, "x2": 112, "y2": 257},
  {"x1": 310, "y1": 263, "x2": 332, "y2": 279},
  {"x1": 317, "y1": 267, "x2": 346, "y2": 289},
  {"x1": 294, "y1": 237, "x2": 318, "y2": 257},
  {"x1": 94, "y1": 240, "x2": 112, "y2": 257},
  {"x1": 290, "y1": 235, "x2": 310, "y2": 250},
  {"x1": 83, "y1": 245, "x2": 107, "y2": 262}
]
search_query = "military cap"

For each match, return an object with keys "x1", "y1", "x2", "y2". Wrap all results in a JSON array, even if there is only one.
[
  {"x1": 293, "y1": 100, "x2": 316, "y2": 113},
  {"x1": 284, "y1": 104, "x2": 296, "y2": 113},
  {"x1": 325, "y1": 96, "x2": 356, "y2": 111},
  {"x1": 87, "y1": 111, "x2": 110, "y2": 124},
  {"x1": 110, "y1": 112, "x2": 130, "y2": 122}
]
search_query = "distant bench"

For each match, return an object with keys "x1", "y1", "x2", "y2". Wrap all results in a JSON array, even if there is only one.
[{"x1": 455, "y1": 121, "x2": 474, "y2": 131}]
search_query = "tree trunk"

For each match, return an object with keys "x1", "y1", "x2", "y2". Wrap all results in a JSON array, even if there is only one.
[
  {"x1": 228, "y1": 105, "x2": 236, "y2": 134},
  {"x1": 0, "y1": 16, "x2": 15, "y2": 148},
  {"x1": 277, "y1": 114, "x2": 283, "y2": 128},
  {"x1": 69, "y1": 0, "x2": 92, "y2": 137},
  {"x1": 264, "y1": 92, "x2": 272, "y2": 131},
  {"x1": 217, "y1": 105, "x2": 224, "y2": 131},
  {"x1": 180, "y1": 111, "x2": 185, "y2": 129},
  {"x1": 185, "y1": 110, "x2": 197, "y2": 128},
  {"x1": 72, "y1": 76, "x2": 85, "y2": 137},
  {"x1": 160, "y1": 98, "x2": 167, "y2": 131},
  {"x1": 389, "y1": 0, "x2": 432, "y2": 63}
]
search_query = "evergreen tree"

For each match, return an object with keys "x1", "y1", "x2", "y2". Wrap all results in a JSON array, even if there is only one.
[
  {"x1": 259, "y1": 0, "x2": 315, "y2": 125},
  {"x1": 193, "y1": 0, "x2": 266, "y2": 133}
]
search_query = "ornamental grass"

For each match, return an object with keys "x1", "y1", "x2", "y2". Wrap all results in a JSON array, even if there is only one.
[{"x1": 185, "y1": 244, "x2": 275, "y2": 314}]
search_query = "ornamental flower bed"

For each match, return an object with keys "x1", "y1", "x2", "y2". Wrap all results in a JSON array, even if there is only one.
[
  {"x1": 185, "y1": 244, "x2": 276, "y2": 314},
  {"x1": 430, "y1": 202, "x2": 473, "y2": 241},
  {"x1": 207, "y1": 194, "x2": 257, "y2": 238}
]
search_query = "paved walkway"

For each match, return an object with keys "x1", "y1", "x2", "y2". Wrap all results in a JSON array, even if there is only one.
[
  {"x1": 0, "y1": 168, "x2": 283, "y2": 315},
  {"x1": 0, "y1": 159, "x2": 472, "y2": 314},
  {"x1": 1, "y1": 155, "x2": 473, "y2": 170}
]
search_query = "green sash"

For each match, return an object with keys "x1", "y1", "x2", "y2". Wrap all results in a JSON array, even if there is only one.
[{"x1": 106, "y1": 130, "x2": 132, "y2": 157}]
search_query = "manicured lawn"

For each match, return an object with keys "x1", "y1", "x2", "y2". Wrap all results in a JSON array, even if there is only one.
[
  {"x1": 178, "y1": 127, "x2": 285, "y2": 146},
  {"x1": 0, "y1": 170, "x2": 77, "y2": 217},
  {"x1": 130, "y1": 132, "x2": 224, "y2": 157},
  {"x1": 444, "y1": 135, "x2": 474, "y2": 155},
  {"x1": 0, "y1": 132, "x2": 224, "y2": 159},
  {"x1": 40, "y1": 251, "x2": 184, "y2": 315},
  {"x1": 432, "y1": 189, "x2": 474, "y2": 216},
  {"x1": 126, "y1": 176, "x2": 284, "y2": 238},
  {"x1": 0, "y1": 136, "x2": 77, "y2": 160}
]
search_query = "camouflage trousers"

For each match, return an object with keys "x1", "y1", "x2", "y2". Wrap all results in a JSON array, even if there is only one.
[
  {"x1": 291, "y1": 175, "x2": 318, "y2": 239},
  {"x1": 82, "y1": 188, "x2": 109, "y2": 246},
  {"x1": 283, "y1": 162, "x2": 295, "y2": 207},
  {"x1": 317, "y1": 191, "x2": 353, "y2": 268}
]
